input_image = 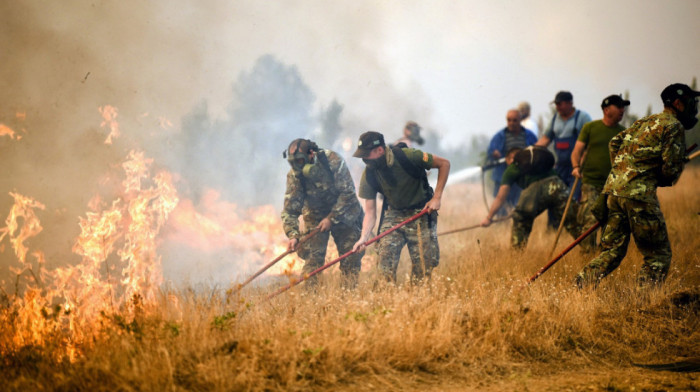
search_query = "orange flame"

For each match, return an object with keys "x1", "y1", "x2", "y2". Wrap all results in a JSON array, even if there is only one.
[
  {"x1": 1, "y1": 149, "x2": 178, "y2": 360},
  {"x1": 99, "y1": 105, "x2": 120, "y2": 144}
]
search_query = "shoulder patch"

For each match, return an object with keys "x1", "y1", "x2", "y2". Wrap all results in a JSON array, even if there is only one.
[{"x1": 423, "y1": 152, "x2": 429, "y2": 162}]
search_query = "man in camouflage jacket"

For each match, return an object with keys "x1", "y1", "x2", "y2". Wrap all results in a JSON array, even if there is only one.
[
  {"x1": 282, "y1": 139, "x2": 364, "y2": 288},
  {"x1": 576, "y1": 83, "x2": 699, "y2": 287}
]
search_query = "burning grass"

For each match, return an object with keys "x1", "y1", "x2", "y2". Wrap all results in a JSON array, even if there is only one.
[{"x1": 1, "y1": 168, "x2": 699, "y2": 391}]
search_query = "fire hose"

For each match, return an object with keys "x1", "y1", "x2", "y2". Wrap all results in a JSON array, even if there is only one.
[
  {"x1": 527, "y1": 143, "x2": 698, "y2": 285},
  {"x1": 266, "y1": 209, "x2": 430, "y2": 300},
  {"x1": 481, "y1": 157, "x2": 506, "y2": 214},
  {"x1": 234, "y1": 227, "x2": 321, "y2": 292}
]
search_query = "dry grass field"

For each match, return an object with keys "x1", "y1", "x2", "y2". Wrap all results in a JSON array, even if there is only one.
[{"x1": 1, "y1": 167, "x2": 699, "y2": 391}]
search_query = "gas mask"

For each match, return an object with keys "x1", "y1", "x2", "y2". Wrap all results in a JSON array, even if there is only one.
[
  {"x1": 301, "y1": 160, "x2": 323, "y2": 180},
  {"x1": 676, "y1": 96, "x2": 699, "y2": 130},
  {"x1": 287, "y1": 151, "x2": 311, "y2": 172},
  {"x1": 284, "y1": 139, "x2": 318, "y2": 173}
]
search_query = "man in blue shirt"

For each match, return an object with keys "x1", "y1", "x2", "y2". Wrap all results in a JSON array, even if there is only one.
[
  {"x1": 486, "y1": 109, "x2": 538, "y2": 216},
  {"x1": 536, "y1": 91, "x2": 592, "y2": 192}
]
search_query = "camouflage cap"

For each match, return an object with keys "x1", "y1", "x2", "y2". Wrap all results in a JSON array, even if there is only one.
[
  {"x1": 352, "y1": 131, "x2": 385, "y2": 158},
  {"x1": 661, "y1": 83, "x2": 700, "y2": 105}
]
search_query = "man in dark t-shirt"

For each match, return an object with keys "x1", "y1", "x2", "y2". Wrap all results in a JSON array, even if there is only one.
[{"x1": 351, "y1": 131, "x2": 450, "y2": 283}]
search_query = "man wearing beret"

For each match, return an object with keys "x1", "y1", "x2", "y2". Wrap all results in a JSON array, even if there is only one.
[{"x1": 570, "y1": 94, "x2": 630, "y2": 252}]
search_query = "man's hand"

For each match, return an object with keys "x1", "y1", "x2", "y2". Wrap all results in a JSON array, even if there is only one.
[
  {"x1": 572, "y1": 167, "x2": 582, "y2": 179},
  {"x1": 352, "y1": 239, "x2": 366, "y2": 253},
  {"x1": 423, "y1": 197, "x2": 441, "y2": 213},
  {"x1": 480, "y1": 217, "x2": 492, "y2": 227},
  {"x1": 317, "y1": 217, "x2": 332, "y2": 232},
  {"x1": 492, "y1": 150, "x2": 502, "y2": 159},
  {"x1": 287, "y1": 238, "x2": 298, "y2": 251}
]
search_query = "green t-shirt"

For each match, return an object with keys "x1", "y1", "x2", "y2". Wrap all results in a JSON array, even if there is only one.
[
  {"x1": 577, "y1": 119, "x2": 625, "y2": 188},
  {"x1": 501, "y1": 163, "x2": 557, "y2": 190},
  {"x1": 358, "y1": 147, "x2": 433, "y2": 209}
]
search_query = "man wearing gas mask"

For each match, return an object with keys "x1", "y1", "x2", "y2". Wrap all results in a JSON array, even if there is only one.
[
  {"x1": 576, "y1": 83, "x2": 699, "y2": 288},
  {"x1": 351, "y1": 131, "x2": 450, "y2": 284},
  {"x1": 281, "y1": 139, "x2": 365, "y2": 289}
]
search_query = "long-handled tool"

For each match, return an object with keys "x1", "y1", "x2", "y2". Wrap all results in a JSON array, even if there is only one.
[
  {"x1": 438, "y1": 215, "x2": 511, "y2": 236},
  {"x1": 548, "y1": 176, "x2": 580, "y2": 258},
  {"x1": 234, "y1": 227, "x2": 321, "y2": 292},
  {"x1": 527, "y1": 222, "x2": 600, "y2": 284},
  {"x1": 266, "y1": 209, "x2": 430, "y2": 300}
]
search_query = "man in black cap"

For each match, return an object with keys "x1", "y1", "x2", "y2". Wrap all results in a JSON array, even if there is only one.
[
  {"x1": 537, "y1": 91, "x2": 592, "y2": 194},
  {"x1": 351, "y1": 131, "x2": 450, "y2": 283},
  {"x1": 576, "y1": 83, "x2": 698, "y2": 288},
  {"x1": 570, "y1": 94, "x2": 630, "y2": 252}
]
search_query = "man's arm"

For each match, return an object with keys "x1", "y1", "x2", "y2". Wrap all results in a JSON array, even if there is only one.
[
  {"x1": 487, "y1": 132, "x2": 504, "y2": 159},
  {"x1": 608, "y1": 132, "x2": 624, "y2": 163},
  {"x1": 659, "y1": 124, "x2": 686, "y2": 187},
  {"x1": 322, "y1": 153, "x2": 359, "y2": 231},
  {"x1": 352, "y1": 198, "x2": 377, "y2": 252},
  {"x1": 570, "y1": 140, "x2": 587, "y2": 179},
  {"x1": 535, "y1": 135, "x2": 551, "y2": 147},
  {"x1": 481, "y1": 184, "x2": 511, "y2": 226},
  {"x1": 424, "y1": 155, "x2": 450, "y2": 212},
  {"x1": 281, "y1": 171, "x2": 304, "y2": 250}
]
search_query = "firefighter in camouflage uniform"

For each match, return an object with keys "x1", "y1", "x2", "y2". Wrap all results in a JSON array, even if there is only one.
[
  {"x1": 282, "y1": 139, "x2": 364, "y2": 288},
  {"x1": 576, "y1": 83, "x2": 699, "y2": 287},
  {"x1": 351, "y1": 131, "x2": 450, "y2": 283},
  {"x1": 481, "y1": 146, "x2": 578, "y2": 249}
]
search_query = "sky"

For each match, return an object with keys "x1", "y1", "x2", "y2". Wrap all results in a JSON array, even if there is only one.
[
  {"x1": 2, "y1": 1, "x2": 698, "y2": 146},
  {"x1": 1, "y1": 0, "x2": 698, "y2": 285}
]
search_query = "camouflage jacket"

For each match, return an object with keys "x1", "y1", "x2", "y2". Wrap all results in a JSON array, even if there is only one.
[
  {"x1": 281, "y1": 149, "x2": 362, "y2": 239},
  {"x1": 603, "y1": 109, "x2": 686, "y2": 204}
]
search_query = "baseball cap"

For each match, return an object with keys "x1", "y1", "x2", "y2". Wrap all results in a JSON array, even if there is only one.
[
  {"x1": 352, "y1": 131, "x2": 385, "y2": 158},
  {"x1": 601, "y1": 94, "x2": 631, "y2": 109},
  {"x1": 552, "y1": 91, "x2": 573, "y2": 104},
  {"x1": 661, "y1": 83, "x2": 700, "y2": 104}
]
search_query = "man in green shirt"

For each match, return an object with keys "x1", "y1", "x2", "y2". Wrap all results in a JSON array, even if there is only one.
[
  {"x1": 351, "y1": 131, "x2": 450, "y2": 283},
  {"x1": 481, "y1": 146, "x2": 578, "y2": 249},
  {"x1": 571, "y1": 94, "x2": 630, "y2": 252}
]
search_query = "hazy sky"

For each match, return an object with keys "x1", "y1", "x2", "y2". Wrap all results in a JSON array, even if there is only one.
[{"x1": 3, "y1": 0, "x2": 699, "y2": 147}]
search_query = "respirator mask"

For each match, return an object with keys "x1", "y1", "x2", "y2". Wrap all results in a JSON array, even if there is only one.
[
  {"x1": 676, "y1": 96, "x2": 699, "y2": 129},
  {"x1": 284, "y1": 139, "x2": 318, "y2": 173}
]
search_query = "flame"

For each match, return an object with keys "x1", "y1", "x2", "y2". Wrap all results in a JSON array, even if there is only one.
[
  {"x1": 164, "y1": 189, "x2": 307, "y2": 278},
  {"x1": 0, "y1": 149, "x2": 178, "y2": 360},
  {"x1": 0, "y1": 124, "x2": 17, "y2": 139},
  {"x1": 99, "y1": 105, "x2": 120, "y2": 144}
]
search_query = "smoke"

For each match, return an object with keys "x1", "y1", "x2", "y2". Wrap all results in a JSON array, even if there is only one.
[{"x1": 0, "y1": 1, "x2": 434, "y2": 287}]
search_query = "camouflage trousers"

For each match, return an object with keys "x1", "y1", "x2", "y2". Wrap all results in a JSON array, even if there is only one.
[
  {"x1": 377, "y1": 208, "x2": 439, "y2": 283},
  {"x1": 576, "y1": 183, "x2": 605, "y2": 253},
  {"x1": 511, "y1": 176, "x2": 578, "y2": 249},
  {"x1": 298, "y1": 214, "x2": 364, "y2": 288},
  {"x1": 576, "y1": 195, "x2": 671, "y2": 287}
]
